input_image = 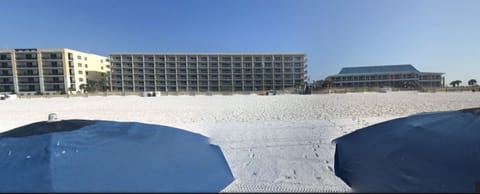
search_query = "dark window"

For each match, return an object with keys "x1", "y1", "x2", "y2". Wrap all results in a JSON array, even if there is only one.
[
  {"x1": 50, "y1": 54, "x2": 57, "y2": 59},
  {"x1": 52, "y1": 61, "x2": 58, "y2": 67},
  {"x1": 0, "y1": 55, "x2": 7, "y2": 60}
]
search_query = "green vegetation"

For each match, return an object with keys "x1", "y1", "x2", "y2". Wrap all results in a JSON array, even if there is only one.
[
  {"x1": 450, "y1": 80, "x2": 462, "y2": 87},
  {"x1": 468, "y1": 79, "x2": 477, "y2": 86}
]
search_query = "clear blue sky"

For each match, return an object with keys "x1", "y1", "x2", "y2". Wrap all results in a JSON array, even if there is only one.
[{"x1": 1, "y1": 0, "x2": 479, "y2": 84}]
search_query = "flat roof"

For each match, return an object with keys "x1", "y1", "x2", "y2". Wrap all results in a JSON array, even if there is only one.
[
  {"x1": 0, "y1": 48, "x2": 107, "y2": 57},
  {"x1": 109, "y1": 52, "x2": 306, "y2": 56}
]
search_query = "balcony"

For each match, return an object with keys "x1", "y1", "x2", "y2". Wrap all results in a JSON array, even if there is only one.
[
  {"x1": 44, "y1": 80, "x2": 65, "y2": 84},
  {"x1": 17, "y1": 72, "x2": 39, "y2": 76},
  {"x1": 18, "y1": 80, "x2": 40, "y2": 84},
  {"x1": 111, "y1": 58, "x2": 121, "y2": 62},
  {"x1": 16, "y1": 56, "x2": 38, "y2": 60},
  {"x1": 144, "y1": 57, "x2": 154, "y2": 62},
  {"x1": 43, "y1": 72, "x2": 64, "y2": 76},
  {"x1": 0, "y1": 55, "x2": 12, "y2": 60}
]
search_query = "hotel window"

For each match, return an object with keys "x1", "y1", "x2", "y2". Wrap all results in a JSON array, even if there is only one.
[
  {"x1": 100, "y1": 60, "x2": 103, "y2": 63},
  {"x1": 78, "y1": 63, "x2": 82, "y2": 67},
  {"x1": 221, "y1": 57, "x2": 231, "y2": 62},
  {"x1": 209, "y1": 56, "x2": 218, "y2": 61},
  {"x1": 84, "y1": 57, "x2": 87, "y2": 61},
  {"x1": 77, "y1": 56, "x2": 82, "y2": 60},
  {"x1": 79, "y1": 78, "x2": 84, "y2": 82},
  {"x1": 101, "y1": 66, "x2": 104, "y2": 70},
  {"x1": 85, "y1": 64, "x2": 88, "y2": 68},
  {"x1": 78, "y1": 70, "x2": 83, "y2": 74}
]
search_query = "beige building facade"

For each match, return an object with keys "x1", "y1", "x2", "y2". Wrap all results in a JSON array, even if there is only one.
[
  {"x1": 0, "y1": 48, "x2": 110, "y2": 94},
  {"x1": 109, "y1": 53, "x2": 307, "y2": 92}
]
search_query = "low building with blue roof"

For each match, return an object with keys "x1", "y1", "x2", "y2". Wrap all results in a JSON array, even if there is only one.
[{"x1": 327, "y1": 64, "x2": 444, "y2": 88}]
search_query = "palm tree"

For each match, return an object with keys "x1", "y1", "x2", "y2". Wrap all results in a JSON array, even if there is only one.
[
  {"x1": 449, "y1": 80, "x2": 462, "y2": 87},
  {"x1": 456, "y1": 80, "x2": 462, "y2": 87},
  {"x1": 468, "y1": 79, "x2": 477, "y2": 86},
  {"x1": 449, "y1": 81, "x2": 455, "y2": 87}
]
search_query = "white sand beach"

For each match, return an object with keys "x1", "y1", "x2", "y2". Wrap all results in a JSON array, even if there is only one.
[{"x1": 1, "y1": 91, "x2": 479, "y2": 192}]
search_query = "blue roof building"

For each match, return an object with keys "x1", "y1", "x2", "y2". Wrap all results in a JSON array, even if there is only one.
[{"x1": 327, "y1": 64, "x2": 444, "y2": 88}]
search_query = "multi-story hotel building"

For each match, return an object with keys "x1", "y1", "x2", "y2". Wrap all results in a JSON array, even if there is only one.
[
  {"x1": 0, "y1": 48, "x2": 110, "y2": 94},
  {"x1": 327, "y1": 64, "x2": 444, "y2": 88},
  {"x1": 110, "y1": 53, "x2": 307, "y2": 92}
]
